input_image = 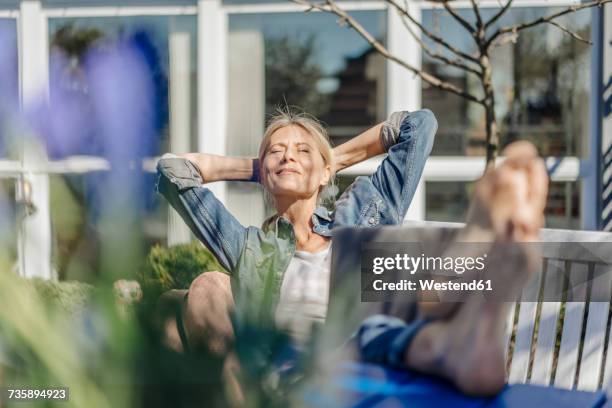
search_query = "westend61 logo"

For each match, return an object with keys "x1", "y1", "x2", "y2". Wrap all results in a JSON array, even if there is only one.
[{"x1": 371, "y1": 253, "x2": 487, "y2": 275}]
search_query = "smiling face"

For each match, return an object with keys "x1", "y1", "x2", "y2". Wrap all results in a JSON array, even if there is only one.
[{"x1": 260, "y1": 125, "x2": 331, "y2": 202}]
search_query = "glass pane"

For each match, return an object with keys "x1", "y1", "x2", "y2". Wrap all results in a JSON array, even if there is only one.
[
  {"x1": 425, "y1": 180, "x2": 581, "y2": 229},
  {"x1": 46, "y1": 16, "x2": 197, "y2": 278},
  {"x1": 0, "y1": 18, "x2": 18, "y2": 159},
  {"x1": 228, "y1": 11, "x2": 386, "y2": 226},
  {"x1": 229, "y1": 11, "x2": 386, "y2": 145},
  {"x1": 48, "y1": 16, "x2": 198, "y2": 156},
  {"x1": 224, "y1": 0, "x2": 285, "y2": 4},
  {"x1": 425, "y1": 181, "x2": 471, "y2": 223},
  {"x1": 421, "y1": 7, "x2": 591, "y2": 157}
]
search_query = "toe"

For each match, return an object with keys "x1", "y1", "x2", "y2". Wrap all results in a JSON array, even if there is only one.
[
  {"x1": 526, "y1": 158, "x2": 549, "y2": 211},
  {"x1": 502, "y1": 141, "x2": 538, "y2": 166}
]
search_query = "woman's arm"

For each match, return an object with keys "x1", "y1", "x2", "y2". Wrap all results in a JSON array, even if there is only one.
[
  {"x1": 182, "y1": 153, "x2": 258, "y2": 183},
  {"x1": 333, "y1": 111, "x2": 409, "y2": 173},
  {"x1": 333, "y1": 124, "x2": 385, "y2": 174}
]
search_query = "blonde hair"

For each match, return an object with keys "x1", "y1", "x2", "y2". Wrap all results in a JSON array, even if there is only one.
[{"x1": 259, "y1": 108, "x2": 336, "y2": 204}]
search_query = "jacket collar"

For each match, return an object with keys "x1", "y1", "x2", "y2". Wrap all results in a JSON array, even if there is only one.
[
  {"x1": 261, "y1": 206, "x2": 333, "y2": 237},
  {"x1": 313, "y1": 205, "x2": 332, "y2": 222}
]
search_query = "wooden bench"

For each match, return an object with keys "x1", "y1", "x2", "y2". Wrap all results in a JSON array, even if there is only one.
[{"x1": 403, "y1": 221, "x2": 612, "y2": 391}]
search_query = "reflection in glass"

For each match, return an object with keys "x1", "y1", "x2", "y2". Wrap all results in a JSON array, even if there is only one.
[
  {"x1": 425, "y1": 181, "x2": 580, "y2": 229},
  {"x1": 48, "y1": 16, "x2": 198, "y2": 156},
  {"x1": 229, "y1": 11, "x2": 386, "y2": 144},
  {"x1": 421, "y1": 7, "x2": 591, "y2": 157},
  {"x1": 46, "y1": 16, "x2": 197, "y2": 279},
  {"x1": 0, "y1": 18, "x2": 18, "y2": 159}
]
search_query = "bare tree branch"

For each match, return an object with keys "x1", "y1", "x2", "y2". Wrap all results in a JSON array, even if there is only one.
[
  {"x1": 487, "y1": 0, "x2": 612, "y2": 48},
  {"x1": 470, "y1": 0, "x2": 484, "y2": 32},
  {"x1": 489, "y1": 30, "x2": 519, "y2": 48},
  {"x1": 294, "y1": 0, "x2": 484, "y2": 104},
  {"x1": 484, "y1": 0, "x2": 513, "y2": 30},
  {"x1": 441, "y1": 0, "x2": 477, "y2": 35},
  {"x1": 386, "y1": 0, "x2": 481, "y2": 63},
  {"x1": 397, "y1": 10, "x2": 482, "y2": 76},
  {"x1": 547, "y1": 20, "x2": 592, "y2": 44}
]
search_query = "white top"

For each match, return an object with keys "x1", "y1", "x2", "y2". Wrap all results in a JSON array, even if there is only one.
[{"x1": 275, "y1": 244, "x2": 332, "y2": 346}]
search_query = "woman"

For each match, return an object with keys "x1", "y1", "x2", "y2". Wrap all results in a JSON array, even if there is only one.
[
  {"x1": 157, "y1": 109, "x2": 550, "y2": 400},
  {"x1": 157, "y1": 108, "x2": 435, "y2": 346},
  {"x1": 156, "y1": 108, "x2": 435, "y2": 395}
]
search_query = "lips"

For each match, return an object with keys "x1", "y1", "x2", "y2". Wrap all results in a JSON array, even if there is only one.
[{"x1": 276, "y1": 167, "x2": 300, "y2": 175}]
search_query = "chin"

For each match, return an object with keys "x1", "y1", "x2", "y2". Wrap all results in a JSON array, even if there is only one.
[
  {"x1": 271, "y1": 187, "x2": 302, "y2": 197},
  {"x1": 269, "y1": 186, "x2": 313, "y2": 199}
]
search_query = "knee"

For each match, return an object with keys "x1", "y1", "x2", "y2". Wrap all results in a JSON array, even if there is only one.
[
  {"x1": 190, "y1": 271, "x2": 230, "y2": 290},
  {"x1": 188, "y1": 271, "x2": 233, "y2": 308},
  {"x1": 184, "y1": 272, "x2": 235, "y2": 354}
]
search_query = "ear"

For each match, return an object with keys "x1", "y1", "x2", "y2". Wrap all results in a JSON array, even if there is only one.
[{"x1": 320, "y1": 164, "x2": 332, "y2": 187}]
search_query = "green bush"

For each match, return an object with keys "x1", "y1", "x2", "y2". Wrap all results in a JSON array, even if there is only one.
[{"x1": 140, "y1": 242, "x2": 226, "y2": 293}]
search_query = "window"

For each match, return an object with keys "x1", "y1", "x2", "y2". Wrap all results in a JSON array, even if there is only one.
[
  {"x1": 229, "y1": 10, "x2": 387, "y2": 145},
  {"x1": 46, "y1": 16, "x2": 197, "y2": 279},
  {"x1": 48, "y1": 16, "x2": 198, "y2": 156},
  {"x1": 421, "y1": 7, "x2": 591, "y2": 157}
]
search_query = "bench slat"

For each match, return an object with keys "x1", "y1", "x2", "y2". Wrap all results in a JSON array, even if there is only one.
[
  {"x1": 531, "y1": 259, "x2": 565, "y2": 385},
  {"x1": 505, "y1": 302, "x2": 517, "y2": 359},
  {"x1": 508, "y1": 270, "x2": 543, "y2": 384},
  {"x1": 554, "y1": 262, "x2": 589, "y2": 389},
  {"x1": 604, "y1": 294, "x2": 612, "y2": 386},
  {"x1": 577, "y1": 264, "x2": 612, "y2": 391}
]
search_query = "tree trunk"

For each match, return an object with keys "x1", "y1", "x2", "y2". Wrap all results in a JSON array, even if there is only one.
[
  {"x1": 480, "y1": 55, "x2": 500, "y2": 167},
  {"x1": 484, "y1": 99, "x2": 499, "y2": 166}
]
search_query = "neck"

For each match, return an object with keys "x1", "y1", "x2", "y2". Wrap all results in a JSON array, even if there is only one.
[{"x1": 274, "y1": 195, "x2": 319, "y2": 245}]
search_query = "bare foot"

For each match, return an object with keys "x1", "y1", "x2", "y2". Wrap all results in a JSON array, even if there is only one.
[
  {"x1": 406, "y1": 141, "x2": 548, "y2": 395},
  {"x1": 418, "y1": 141, "x2": 548, "y2": 319},
  {"x1": 465, "y1": 141, "x2": 547, "y2": 243}
]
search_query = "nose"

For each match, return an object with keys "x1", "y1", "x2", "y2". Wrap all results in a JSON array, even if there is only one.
[{"x1": 281, "y1": 145, "x2": 297, "y2": 162}]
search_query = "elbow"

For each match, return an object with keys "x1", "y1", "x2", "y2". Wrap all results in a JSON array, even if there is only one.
[
  {"x1": 401, "y1": 109, "x2": 437, "y2": 158},
  {"x1": 156, "y1": 156, "x2": 204, "y2": 192}
]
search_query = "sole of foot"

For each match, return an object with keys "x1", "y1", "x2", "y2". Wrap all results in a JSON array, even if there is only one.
[{"x1": 409, "y1": 141, "x2": 549, "y2": 396}]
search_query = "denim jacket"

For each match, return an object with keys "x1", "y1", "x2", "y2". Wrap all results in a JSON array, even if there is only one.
[{"x1": 156, "y1": 109, "x2": 437, "y2": 339}]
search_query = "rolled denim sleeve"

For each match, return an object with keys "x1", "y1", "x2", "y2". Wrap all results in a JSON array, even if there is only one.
[
  {"x1": 156, "y1": 157, "x2": 247, "y2": 273},
  {"x1": 356, "y1": 314, "x2": 429, "y2": 369},
  {"x1": 370, "y1": 109, "x2": 437, "y2": 223}
]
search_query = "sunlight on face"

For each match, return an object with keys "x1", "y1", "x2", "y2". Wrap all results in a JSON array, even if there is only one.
[{"x1": 261, "y1": 125, "x2": 331, "y2": 201}]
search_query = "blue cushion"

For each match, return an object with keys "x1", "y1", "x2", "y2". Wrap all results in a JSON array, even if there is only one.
[{"x1": 302, "y1": 362, "x2": 608, "y2": 408}]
